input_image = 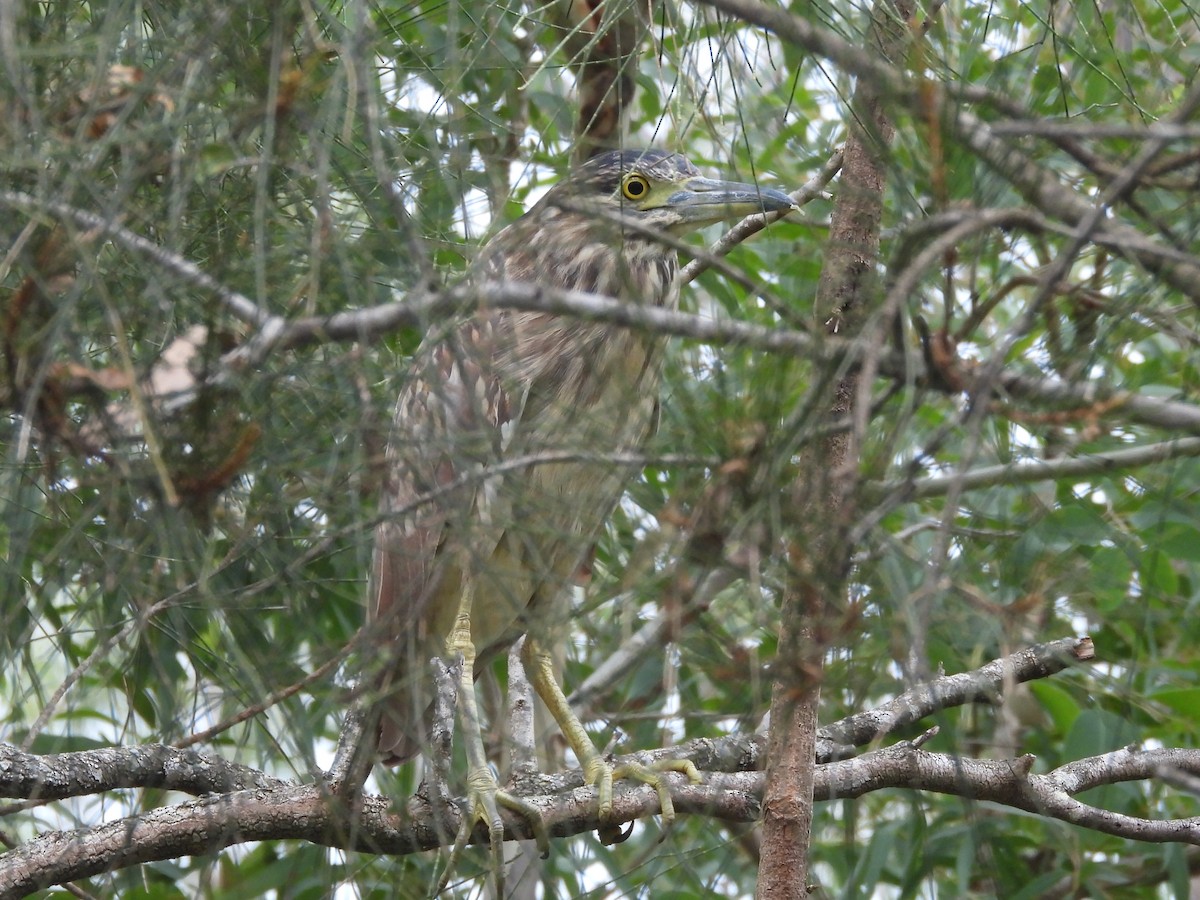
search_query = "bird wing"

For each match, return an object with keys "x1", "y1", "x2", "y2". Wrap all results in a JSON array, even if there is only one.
[
  {"x1": 369, "y1": 221, "x2": 668, "y2": 763},
  {"x1": 369, "y1": 307, "x2": 532, "y2": 762},
  {"x1": 369, "y1": 234, "x2": 540, "y2": 764}
]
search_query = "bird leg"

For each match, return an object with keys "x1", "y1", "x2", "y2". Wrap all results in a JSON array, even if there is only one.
[
  {"x1": 520, "y1": 635, "x2": 701, "y2": 842},
  {"x1": 435, "y1": 573, "x2": 549, "y2": 897}
]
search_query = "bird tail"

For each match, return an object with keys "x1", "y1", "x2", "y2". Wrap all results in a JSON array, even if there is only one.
[{"x1": 375, "y1": 667, "x2": 429, "y2": 766}]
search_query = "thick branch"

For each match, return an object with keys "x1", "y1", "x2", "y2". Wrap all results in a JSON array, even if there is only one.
[
  {"x1": 820, "y1": 743, "x2": 1200, "y2": 845},
  {"x1": 0, "y1": 637, "x2": 1094, "y2": 808},
  {"x1": 0, "y1": 743, "x2": 284, "y2": 802},
  {"x1": 7, "y1": 739, "x2": 1199, "y2": 898},
  {"x1": 11, "y1": 636, "x2": 1198, "y2": 899},
  {"x1": 757, "y1": 2, "x2": 910, "y2": 896}
]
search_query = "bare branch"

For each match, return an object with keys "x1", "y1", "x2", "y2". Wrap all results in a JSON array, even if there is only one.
[
  {"x1": 820, "y1": 743, "x2": 1200, "y2": 845},
  {"x1": 990, "y1": 121, "x2": 1200, "y2": 140},
  {"x1": 324, "y1": 704, "x2": 374, "y2": 793},
  {"x1": 7, "y1": 190, "x2": 1199, "y2": 440},
  {"x1": 0, "y1": 743, "x2": 284, "y2": 802},
  {"x1": 507, "y1": 638, "x2": 539, "y2": 777},
  {"x1": 8, "y1": 736, "x2": 1200, "y2": 897},
  {"x1": 821, "y1": 637, "x2": 1094, "y2": 747},
  {"x1": 874, "y1": 437, "x2": 1200, "y2": 501},
  {"x1": 995, "y1": 371, "x2": 1200, "y2": 434},
  {"x1": 227, "y1": 285, "x2": 1200, "y2": 437}
]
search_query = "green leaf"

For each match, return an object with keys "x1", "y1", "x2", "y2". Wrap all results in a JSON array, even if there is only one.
[
  {"x1": 1150, "y1": 687, "x2": 1200, "y2": 718},
  {"x1": 1029, "y1": 681, "x2": 1081, "y2": 734}
]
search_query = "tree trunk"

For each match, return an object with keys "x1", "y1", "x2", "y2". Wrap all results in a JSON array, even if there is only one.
[{"x1": 755, "y1": 2, "x2": 916, "y2": 896}]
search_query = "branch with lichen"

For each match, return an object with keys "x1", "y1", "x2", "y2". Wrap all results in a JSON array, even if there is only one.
[{"x1": 8, "y1": 636, "x2": 1200, "y2": 898}]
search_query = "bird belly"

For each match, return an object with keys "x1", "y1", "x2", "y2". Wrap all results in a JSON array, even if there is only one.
[
  {"x1": 502, "y1": 333, "x2": 661, "y2": 627},
  {"x1": 435, "y1": 328, "x2": 662, "y2": 657}
]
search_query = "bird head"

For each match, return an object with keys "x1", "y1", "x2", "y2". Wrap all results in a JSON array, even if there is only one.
[{"x1": 543, "y1": 149, "x2": 795, "y2": 236}]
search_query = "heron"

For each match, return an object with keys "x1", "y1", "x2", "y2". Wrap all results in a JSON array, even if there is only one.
[{"x1": 369, "y1": 148, "x2": 793, "y2": 876}]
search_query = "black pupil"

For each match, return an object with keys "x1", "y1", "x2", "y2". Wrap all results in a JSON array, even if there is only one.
[{"x1": 628, "y1": 179, "x2": 644, "y2": 196}]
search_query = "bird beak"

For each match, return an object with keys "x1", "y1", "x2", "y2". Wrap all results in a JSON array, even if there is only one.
[{"x1": 665, "y1": 177, "x2": 796, "y2": 226}]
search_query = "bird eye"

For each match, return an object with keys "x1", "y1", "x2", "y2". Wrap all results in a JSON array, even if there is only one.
[{"x1": 621, "y1": 174, "x2": 650, "y2": 201}]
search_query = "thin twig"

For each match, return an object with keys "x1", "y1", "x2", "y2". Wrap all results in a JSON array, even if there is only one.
[
  {"x1": 0, "y1": 190, "x2": 273, "y2": 327},
  {"x1": 873, "y1": 437, "x2": 1200, "y2": 502},
  {"x1": 680, "y1": 148, "x2": 843, "y2": 284}
]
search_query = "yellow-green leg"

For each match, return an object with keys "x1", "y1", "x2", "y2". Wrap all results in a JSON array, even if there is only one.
[
  {"x1": 520, "y1": 635, "x2": 701, "y2": 838},
  {"x1": 435, "y1": 576, "x2": 549, "y2": 896}
]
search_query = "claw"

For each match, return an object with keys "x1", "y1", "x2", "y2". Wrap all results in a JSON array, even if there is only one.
[
  {"x1": 616, "y1": 757, "x2": 702, "y2": 829},
  {"x1": 434, "y1": 767, "x2": 549, "y2": 896},
  {"x1": 586, "y1": 755, "x2": 703, "y2": 842},
  {"x1": 598, "y1": 819, "x2": 634, "y2": 846},
  {"x1": 523, "y1": 633, "x2": 702, "y2": 840},
  {"x1": 433, "y1": 583, "x2": 549, "y2": 896}
]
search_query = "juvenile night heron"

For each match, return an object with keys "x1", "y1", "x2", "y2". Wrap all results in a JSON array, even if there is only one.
[{"x1": 369, "y1": 149, "x2": 792, "y2": 862}]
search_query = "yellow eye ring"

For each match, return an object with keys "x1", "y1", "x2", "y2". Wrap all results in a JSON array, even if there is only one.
[{"x1": 621, "y1": 174, "x2": 650, "y2": 201}]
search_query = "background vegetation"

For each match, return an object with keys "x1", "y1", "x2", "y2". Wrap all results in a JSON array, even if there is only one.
[{"x1": 3, "y1": 0, "x2": 1200, "y2": 897}]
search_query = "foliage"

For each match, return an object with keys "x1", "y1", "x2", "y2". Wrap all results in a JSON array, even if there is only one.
[{"x1": 3, "y1": 0, "x2": 1200, "y2": 897}]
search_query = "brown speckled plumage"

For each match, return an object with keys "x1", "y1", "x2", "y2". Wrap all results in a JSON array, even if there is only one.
[{"x1": 368, "y1": 150, "x2": 793, "y2": 763}]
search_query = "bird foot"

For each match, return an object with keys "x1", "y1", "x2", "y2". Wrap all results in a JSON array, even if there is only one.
[
  {"x1": 586, "y1": 756, "x2": 702, "y2": 845},
  {"x1": 434, "y1": 765, "x2": 549, "y2": 896}
]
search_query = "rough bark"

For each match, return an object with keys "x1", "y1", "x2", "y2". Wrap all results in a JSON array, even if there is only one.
[
  {"x1": 544, "y1": 0, "x2": 651, "y2": 162},
  {"x1": 756, "y1": 3, "x2": 916, "y2": 897}
]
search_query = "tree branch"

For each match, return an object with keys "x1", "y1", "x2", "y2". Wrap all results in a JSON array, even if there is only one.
[
  {"x1": 15, "y1": 635, "x2": 1200, "y2": 899},
  {"x1": 0, "y1": 190, "x2": 273, "y2": 328},
  {"x1": 821, "y1": 636, "x2": 1094, "y2": 748},
  {"x1": 230, "y1": 286, "x2": 1200, "y2": 437},
  {"x1": 756, "y1": 2, "x2": 910, "y2": 895},
  {"x1": 679, "y1": 148, "x2": 843, "y2": 285},
  {"x1": 820, "y1": 743, "x2": 1200, "y2": 844},
  {"x1": 873, "y1": 437, "x2": 1200, "y2": 501},
  {"x1": 7, "y1": 189, "x2": 1200, "y2": 440},
  {"x1": 0, "y1": 636, "x2": 1094, "y2": 807},
  {"x1": 7, "y1": 738, "x2": 1199, "y2": 897},
  {"x1": 691, "y1": 0, "x2": 1200, "y2": 305},
  {"x1": 0, "y1": 743, "x2": 284, "y2": 803}
]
